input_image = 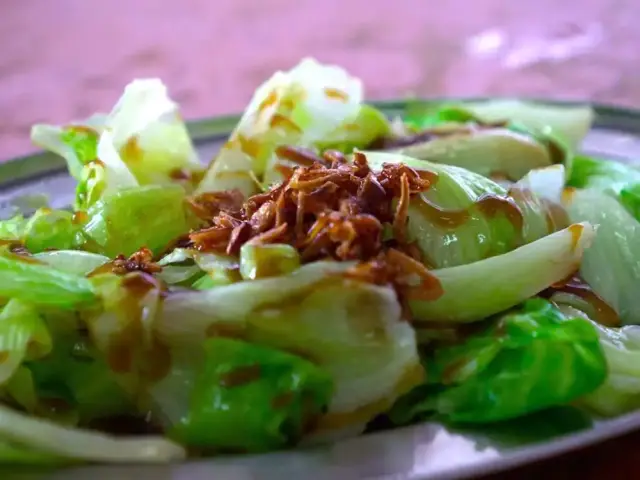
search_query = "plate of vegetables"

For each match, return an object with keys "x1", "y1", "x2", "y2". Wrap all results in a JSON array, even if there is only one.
[{"x1": 1, "y1": 58, "x2": 640, "y2": 480}]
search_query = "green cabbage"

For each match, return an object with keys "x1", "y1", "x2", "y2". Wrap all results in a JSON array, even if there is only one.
[
  {"x1": 170, "y1": 337, "x2": 332, "y2": 452},
  {"x1": 33, "y1": 251, "x2": 109, "y2": 276},
  {"x1": 565, "y1": 188, "x2": 640, "y2": 325},
  {"x1": 196, "y1": 58, "x2": 366, "y2": 193},
  {"x1": 390, "y1": 299, "x2": 606, "y2": 424},
  {"x1": 152, "y1": 262, "x2": 422, "y2": 438},
  {"x1": 82, "y1": 185, "x2": 193, "y2": 257},
  {"x1": 0, "y1": 208, "x2": 85, "y2": 253},
  {"x1": 410, "y1": 222, "x2": 594, "y2": 324},
  {"x1": 0, "y1": 402, "x2": 184, "y2": 463},
  {"x1": 390, "y1": 128, "x2": 555, "y2": 181},
  {"x1": 0, "y1": 300, "x2": 51, "y2": 386},
  {"x1": 32, "y1": 79, "x2": 202, "y2": 193},
  {"x1": 0, "y1": 249, "x2": 96, "y2": 309},
  {"x1": 568, "y1": 154, "x2": 640, "y2": 220},
  {"x1": 462, "y1": 100, "x2": 593, "y2": 149},
  {"x1": 315, "y1": 104, "x2": 391, "y2": 153},
  {"x1": 362, "y1": 152, "x2": 563, "y2": 268},
  {"x1": 156, "y1": 248, "x2": 241, "y2": 287},
  {"x1": 239, "y1": 243, "x2": 300, "y2": 280}
]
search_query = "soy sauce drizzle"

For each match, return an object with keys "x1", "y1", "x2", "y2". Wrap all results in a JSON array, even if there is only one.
[
  {"x1": 543, "y1": 275, "x2": 621, "y2": 328},
  {"x1": 413, "y1": 193, "x2": 524, "y2": 233}
]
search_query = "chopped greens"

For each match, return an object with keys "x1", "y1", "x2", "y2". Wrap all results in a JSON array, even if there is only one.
[{"x1": 2, "y1": 56, "x2": 637, "y2": 466}]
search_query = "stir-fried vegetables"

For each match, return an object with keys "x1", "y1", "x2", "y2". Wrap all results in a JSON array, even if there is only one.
[
  {"x1": 565, "y1": 187, "x2": 640, "y2": 325},
  {"x1": 169, "y1": 337, "x2": 333, "y2": 452},
  {"x1": 32, "y1": 79, "x2": 202, "y2": 194},
  {"x1": 1, "y1": 56, "x2": 639, "y2": 465},
  {"x1": 390, "y1": 299, "x2": 606, "y2": 424}
]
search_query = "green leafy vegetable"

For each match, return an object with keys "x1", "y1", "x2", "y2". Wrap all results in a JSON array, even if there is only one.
[
  {"x1": 156, "y1": 248, "x2": 241, "y2": 287},
  {"x1": 462, "y1": 100, "x2": 593, "y2": 150},
  {"x1": 565, "y1": 188, "x2": 640, "y2": 325},
  {"x1": 575, "y1": 319, "x2": 640, "y2": 417},
  {"x1": 403, "y1": 103, "x2": 480, "y2": 130},
  {"x1": 315, "y1": 104, "x2": 391, "y2": 153},
  {"x1": 154, "y1": 261, "x2": 422, "y2": 437},
  {"x1": 568, "y1": 154, "x2": 640, "y2": 221},
  {"x1": 105, "y1": 79, "x2": 202, "y2": 186},
  {"x1": 25, "y1": 331, "x2": 133, "y2": 424},
  {"x1": 197, "y1": 58, "x2": 365, "y2": 192},
  {"x1": 82, "y1": 185, "x2": 192, "y2": 257},
  {"x1": 409, "y1": 222, "x2": 595, "y2": 324},
  {"x1": 239, "y1": 243, "x2": 301, "y2": 280},
  {"x1": 391, "y1": 128, "x2": 554, "y2": 181},
  {"x1": 83, "y1": 272, "x2": 166, "y2": 399},
  {"x1": 0, "y1": 250, "x2": 96, "y2": 309},
  {"x1": 31, "y1": 124, "x2": 101, "y2": 180},
  {"x1": 0, "y1": 402, "x2": 184, "y2": 463},
  {"x1": 362, "y1": 152, "x2": 563, "y2": 268},
  {"x1": 390, "y1": 299, "x2": 606, "y2": 424},
  {"x1": 33, "y1": 251, "x2": 109, "y2": 276},
  {"x1": 170, "y1": 337, "x2": 332, "y2": 452},
  {"x1": 0, "y1": 209, "x2": 85, "y2": 253},
  {"x1": 0, "y1": 300, "x2": 51, "y2": 386},
  {"x1": 74, "y1": 132, "x2": 139, "y2": 211},
  {"x1": 32, "y1": 79, "x2": 202, "y2": 193}
]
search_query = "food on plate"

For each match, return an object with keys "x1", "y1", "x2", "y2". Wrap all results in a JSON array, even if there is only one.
[{"x1": 0, "y1": 57, "x2": 632, "y2": 465}]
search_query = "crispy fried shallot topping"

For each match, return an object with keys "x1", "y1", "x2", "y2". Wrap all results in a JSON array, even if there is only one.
[
  {"x1": 187, "y1": 148, "x2": 443, "y2": 306},
  {"x1": 110, "y1": 247, "x2": 162, "y2": 275}
]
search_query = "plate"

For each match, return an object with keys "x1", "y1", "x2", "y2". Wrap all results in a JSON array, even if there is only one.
[{"x1": 2, "y1": 99, "x2": 640, "y2": 480}]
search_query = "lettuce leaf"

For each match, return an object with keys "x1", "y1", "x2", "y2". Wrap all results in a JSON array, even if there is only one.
[
  {"x1": 25, "y1": 330, "x2": 133, "y2": 424},
  {"x1": 0, "y1": 402, "x2": 184, "y2": 463},
  {"x1": 0, "y1": 208, "x2": 85, "y2": 253},
  {"x1": 314, "y1": 104, "x2": 391, "y2": 153},
  {"x1": 463, "y1": 100, "x2": 593, "y2": 150},
  {"x1": 156, "y1": 248, "x2": 241, "y2": 287},
  {"x1": 576, "y1": 319, "x2": 640, "y2": 416},
  {"x1": 0, "y1": 300, "x2": 51, "y2": 386},
  {"x1": 390, "y1": 128, "x2": 555, "y2": 181},
  {"x1": 0, "y1": 249, "x2": 96, "y2": 309},
  {"x1": 568, "y1": 154, "x2": 640, "y2": 220},
  {"x1": 390, "y1": 299, "x2": 606, "y2": 424},
  {"x1": 152, "y1": 262, "x2": 423, "y2": 437},
  {"x1": 197, "y1": 58, "x2": 364, "y2": 193},
  {"x1": 565, "y1": 188, "x2": 640, "y2": 325},
  {"x1": 410, "y1": 222, "x2": 595, "y2": 324},
  {"x1": 362, "y1": 152, "x2": 563, "y2": 268},
  {"x1": 31, "y1": 123, "x2": 101, "y2": 180},
  {"x1": 170, "y1": 337, "x2": 332, "y2": 452},
  {"x1": 239, "y1": 243, "x2": 300, "y2": 280},
  {"x1": 82, "y1": 185, "x2": 192, "y2": 257},
  {"x1": 33, "y1": 251, "x2": 109, "y2": 276},
  {"x1": 74, "y1": 131, "x2": 139, "y2": 211},
  {"x1": 32, "y1": 79, "x2": 203, "y2": 208}
]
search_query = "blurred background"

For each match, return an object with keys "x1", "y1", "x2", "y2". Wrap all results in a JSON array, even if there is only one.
[{"x1": 2, "y1": 0, "x2": 638, "y2": 160}]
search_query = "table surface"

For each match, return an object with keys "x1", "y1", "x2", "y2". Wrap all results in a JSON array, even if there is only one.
[{"x1": 2, "y1": 1, "x2": 639, "y2": 477}]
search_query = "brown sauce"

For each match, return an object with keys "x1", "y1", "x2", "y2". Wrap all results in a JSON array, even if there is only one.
[
  {"x1": 543, "y1": 276, "x2": 621, "y2": 328},
  {"x1": 567, "y1": 224, "x2": 583, "y2": 252},
  {"x1": 219, "y1": 364, "x2": 261, "y2": 388},
  {"x1": 271, "y1": 392, "x2": 295, "y2": 409},
  {"x1": 71, "y1": 211, "x2": 89, "y2": 224},
  {"x1": 105, "y1": 273, "x2": 172, "y2": 382},
  {"x1": 275, "y1": 145, "x2": 324, "y2": 167},
  {"x1": 366, "y1": 130, "x2": 436, "y2": 150},
  {"x1": 413, "y1": 193, "x2": 524, "y2": 232},
  {"x1": 205, "y1": 322, "x2": 246, "y2": 339}
]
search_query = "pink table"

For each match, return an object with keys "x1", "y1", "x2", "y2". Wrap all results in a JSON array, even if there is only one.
[{"x1": 2, "y1": 0, "x2": 638, "y2": 161}]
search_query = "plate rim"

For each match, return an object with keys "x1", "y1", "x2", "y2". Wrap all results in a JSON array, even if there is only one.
[{"x1": 4, "y1": 96, "x2": 640, "y2": 188}]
